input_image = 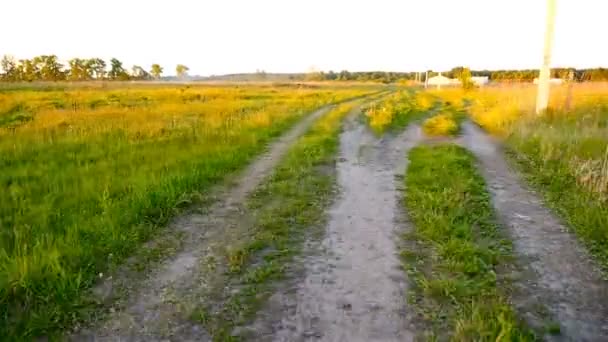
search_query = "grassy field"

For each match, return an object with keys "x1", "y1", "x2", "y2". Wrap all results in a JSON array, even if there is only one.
[
  {"x1": 449, "y1": 84, "x2": 608, "y2": 271},
  {"x1": 402, "y1": 144, "x2": 534, "y2": 341},
  {"x1": 0, "y1": 84, "x2": 375, "y2": 338},
  {"x1": 4, "y1": 80, "x2": 607, "y2": 340},
  {"x1": 193, "y1": 102, "x2": 357, "y2": 340},
  {"x1": 417, "y1": 92, "x2": 466, "y2": 137},
  {"x1": 363, "y1": 90, "x2": 433, "y2": 134},
  {"x1": 422, "y1": 113, "x2": 459, "y2": 136}
]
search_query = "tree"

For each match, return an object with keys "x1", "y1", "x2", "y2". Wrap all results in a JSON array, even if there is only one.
[
  {"x1": 19, "y1": 59, "x2": 39, "y2": 82},
  {"x1": 68, "y1": 58, "x2": 92, "y2": 80},
  {"x1": 338, "y1": 70, "x2": 351, "y2": 81},
  {"x1": 458, "y1": 67, "x2": 474, "y2": 89},
  {"x1": 150, "y1": 64, "x2": 163, "y2": 79},
  {"x1": 1, "y1": 55, "x2": 19, "y2": 81},
  {"x1": 108, "y1": 58, "x2": 129, "y2": 80},
  {"x1": 176, "y1": 64, "x2": 189, "y2": 79},
  {"x1": 449, "y1": 66, "x2": 465, "y2": 79},
  {"x1": 580, "y1": 68, "x2": 608, "y2": 82},
  {"x1": 324, "y1": 70, "x2": 337, "y2": 81},
  {"x1": 36, "y1": 55, "x2": 64, "y2": 81},
  {"x1": 88, "y1": 58, "x2": 106, "y2": 79},
  {"x1": 255, "y1": 69, "x2": 267, "y2": 80},
  {"x1": 131, "y1": 65, "x2": 150, "y2": 80}
]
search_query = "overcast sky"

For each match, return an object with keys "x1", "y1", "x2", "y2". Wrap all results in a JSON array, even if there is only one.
[{"x1": 1, "y1": 0, "x2": 606, "y2": 75}]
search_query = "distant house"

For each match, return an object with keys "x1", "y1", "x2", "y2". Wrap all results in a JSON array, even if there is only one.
[
  {"x1": 533, "y1": 78, "x2": 564, "y2": 85},
  {"x1": 427, "y1": 74, "x2": 490, "y2": 87},
  {"x1": 427, "y1": 75, "x2": 460, "y2": 86},
  {"x1": 471, "y1": 76, "x2": 489, "y2": 86}
]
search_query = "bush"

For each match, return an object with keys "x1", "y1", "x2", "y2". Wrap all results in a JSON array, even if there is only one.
[{"x1": 423, "y1": 113, "x2": 459, "y2": 136}]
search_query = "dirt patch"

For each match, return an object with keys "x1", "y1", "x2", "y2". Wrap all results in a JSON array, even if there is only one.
[
  {"x1": 71, "y1": 105, "x2": 336, "y2": 341},
  {"x1": 248, "y1": 112, "x2": 423, "y2": 341},
  {"x1": 458, "y1": 121, "x2": 608, "y2": 341}
]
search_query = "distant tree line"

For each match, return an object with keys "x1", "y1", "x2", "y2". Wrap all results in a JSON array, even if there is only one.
[
  {"x1": 308, "y1": 67, "x2": 608, "y2": 83},
  {"x1": 1, "y1": 54, "x2": 606, "y2": 83},
  {"x1": 464, "y1": 67, "x2": 608, "y2": 82},
  {"x1": 302, "y1": 70, "x2": 421, "y2": 83},
  {"x1": 0, "y1": 55, "x2": 189, "y2": 82},
  {"x1": 302, "y1": 67, "x2": 608, "y2": 83}
]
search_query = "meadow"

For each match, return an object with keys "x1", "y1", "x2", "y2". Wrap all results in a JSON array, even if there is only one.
[
  {"x1": 3, "y1": 80, "x2": 608, "y2": 340},
  {"x1": 363, "y1": 90, "x2": 434, "y2": 134},
  {"x1": 403, "y1": 144, "x2": 534, "y2": 340},
  {"x1": 398, "y1": 83, "x2": 608, "y2": 339},
  {"x1": 422, "y1": 112, "x2": 460, "y2": 136},
  {"x1": 0, "y1": 83, "x2": 375, "y2": 338},
  {"x1": 193, "y1": 102, "x2": 359, "y2": 340},
  {"x1": 432, "y1": 83, "x2": 608, "y2": 271}
]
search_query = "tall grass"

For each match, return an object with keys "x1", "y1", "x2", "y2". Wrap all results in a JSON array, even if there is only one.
[
  {"x1": 447, "y1": 83, "x2": 608, "y2": 271},
  {"x1": 0, "y1": 84, "x2": 373, "y2": 339},
  {"x1": 419, "y1": 90, "x2": 466, "y2": 136},
  {"x1": 363, "y1": 90, "x2": 431, "y2": 134},
  {"x1": 403, "y1": 145, "x2": 534, "y2": 341},
  {"x1": 422, "y1": 113, "x2": 459, "y2": 136},
  {"x1": 194, "y1": 103, "x2": 356, "y2": 339}
]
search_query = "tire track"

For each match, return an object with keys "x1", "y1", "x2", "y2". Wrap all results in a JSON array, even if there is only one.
[
  {"x1": 253, "y1": 112, "x2": 423, "y2": 341},
  {"x1": 71, "y1": 104, "x2": 348, "y2": 341},
  {"x1": 458, "y1": 121, "x2": 608, "y2": 341}
]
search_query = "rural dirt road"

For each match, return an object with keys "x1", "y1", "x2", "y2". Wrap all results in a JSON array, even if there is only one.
[
  {"x1": 72, "y1": 102, "x2": 608, "y2": 341},
  {"x1": 458, "y1": 121, "x2": 608, "y2": 341},
  {"x1": 248, "y1": 110, "x2": 423, "y2": 341},
  {"x1": 72, "y1": 104, "x2": 340, "y2": 341}
]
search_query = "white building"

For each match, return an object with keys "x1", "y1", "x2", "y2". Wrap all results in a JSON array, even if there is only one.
[
  {"x1": 427, "y1": 75, "x2": 460, "y2": 86},
  {"x1": 427, "y1": 74, "x2": 490, "y2": 87},
  {"x1": 471, "y1": 76, "x2": 489, "y2": 86}
]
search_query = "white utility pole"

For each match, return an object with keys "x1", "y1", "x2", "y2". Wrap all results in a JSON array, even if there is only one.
[
  {"x1": 536, "y1": 0, "x2": 557, "y2": 114},
  {"x1": 437, "y1": 71, "x2": 442, "y2": 90},
  {"x1": 424, "y1": 70, "x2": 429, "y2": 89}
]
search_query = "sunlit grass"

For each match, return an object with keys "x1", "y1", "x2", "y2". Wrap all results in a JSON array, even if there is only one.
[
  {"x1": 0, "y1": 84, "x2": 374, "y2": 339},
  {"x1": 363, "y1": 90, "x2": 430, "y2": 134},
  {"x1": 422, "y1": 113, "x2": 458, "y2": 136},
  {"x1": 431, "y1": 83, "x2": 608, "y2": 271},
  {"x1": 402, "y1": 144, "x2": 534, "y2": 341},
  {"x1": 193, "y1": 102, "x2": 356, "y2": 339}
]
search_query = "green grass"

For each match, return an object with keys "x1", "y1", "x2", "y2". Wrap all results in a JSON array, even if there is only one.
[
  {"x1": 192, "y1": 103, "x2": 356, "y2": 341},
  {"x1": 506, "y1": 103, "x2": 608, "y2": 272},
  {"x1": 422, "y1": 113, "x2": 459, "y2": 136},
  {"x1": 431, "y1": 85, "x2": 608, "y2": 273},
  {"x1": 363, "y1": 90, "x2": 428, "y2": 134},
  {"x1": 402, "y1": 144, "x2": 535, "y2": 341},
  {"x1": 0, "y1": 85, "x2": 375, "y2": 339},
  {"x1": 421, "y1": 100, "x2": 467, "y2": 137}
]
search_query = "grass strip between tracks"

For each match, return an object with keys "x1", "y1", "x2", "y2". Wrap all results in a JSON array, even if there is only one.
[
  {"x1": 192, "y1": 102, "x2": 358, "y2": 341},
  {"x1": 402, "y1": 144, "x2": 537, "y2": 341}
]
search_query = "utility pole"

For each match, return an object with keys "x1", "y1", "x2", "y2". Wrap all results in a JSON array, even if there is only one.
[
  {"x1": 424, "y1": 70, "x2": 429, "y2": 89},
  {"x1": 536, "y1": 0, "x2": 557, "y2": 114},
  {"x1": 437, "y1": 71, "x2": 442, "y2": 90}
]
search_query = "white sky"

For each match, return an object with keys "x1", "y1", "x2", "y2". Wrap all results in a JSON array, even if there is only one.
[{"x1": 1, "y1": 0, "x2": 606, "y2": 76}]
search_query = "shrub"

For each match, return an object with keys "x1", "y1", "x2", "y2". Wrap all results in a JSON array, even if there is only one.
[{"x1": 423, "y1": 113, "x2": 459, "y2": 136}]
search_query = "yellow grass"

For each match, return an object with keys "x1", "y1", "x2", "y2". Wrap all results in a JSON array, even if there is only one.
[
  {"x1": 0, "y1": 83, "x2": 376, "y2": 339},
  {"x1": 425, "y1": 82, "x2": 608, "y2": 274},
  {"x1": 422, "y1": 113, "x2": 458, "y2": 136}
]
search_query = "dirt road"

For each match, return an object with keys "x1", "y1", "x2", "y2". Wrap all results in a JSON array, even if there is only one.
[
  {"x1": 73, "y1": 105, "x2": 608, "y2": 341},
  {"x1": 459, "y1": 121, "x2": 608, "y2": 341},
  {"x1": 72, "y1": 105, "x2": 339, "y2": 341},
  {"x1": 251, "y1": 110, "x2": 423, "y2": 342}
]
